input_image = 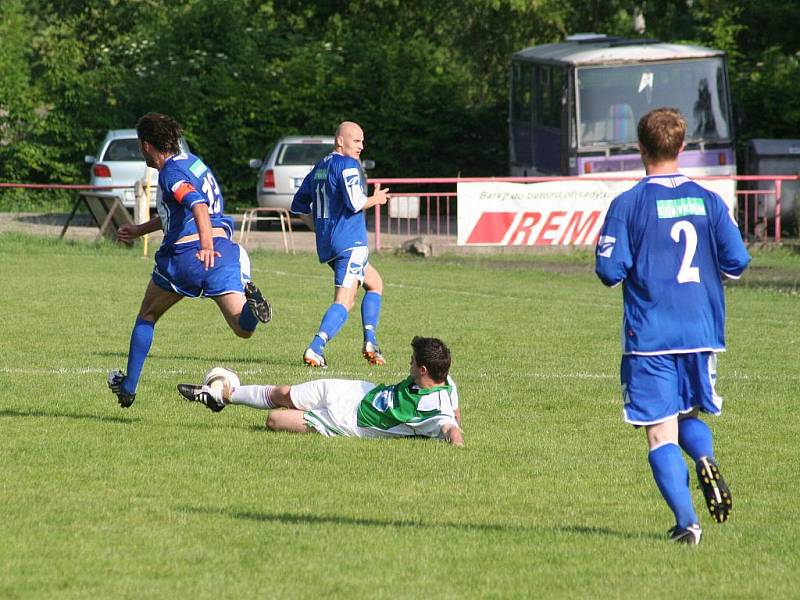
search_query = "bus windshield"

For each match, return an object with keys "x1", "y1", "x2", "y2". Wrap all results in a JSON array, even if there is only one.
[{"x1": 576, "y1": 58, "x2": 731, "y2": 148}]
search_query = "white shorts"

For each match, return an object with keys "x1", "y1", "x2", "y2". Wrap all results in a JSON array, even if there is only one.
[{"x1": 290, "y1": 379, "x2": 376, "y2": 437}]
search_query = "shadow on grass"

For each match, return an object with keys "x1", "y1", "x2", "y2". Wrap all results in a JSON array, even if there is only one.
[
  {"x1": 178, "y1": 506, "x2": 661, "y2": 541},
  {"x1": 0, "y1": 408, "x2": 139, "y2": 424}
]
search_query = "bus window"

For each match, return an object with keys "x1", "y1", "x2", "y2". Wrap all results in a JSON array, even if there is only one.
[
  {"x1": 512, "y1": 62, "x2": 533, "y2": 121},
  {"x1": 535, "y1": 66, "x2": 564, "y2": 128},
  {"x1": 576, "y1": 58, "x2": 731, "y2": 149},
  {"x1": 511, "y1": 62, "x2": 534, "y2": 166}
]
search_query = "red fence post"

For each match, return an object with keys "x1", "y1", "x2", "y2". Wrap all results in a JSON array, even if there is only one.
[
  {"x1": 775, "y1": 179, "x2": 782, "y2": 243},
  {"x1": 374, "y1": 203, "x2": 382, "y2": 252}
]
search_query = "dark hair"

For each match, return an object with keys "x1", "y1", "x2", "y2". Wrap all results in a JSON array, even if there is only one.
[
  {"x1": 411, "y1": 336, "x2": 451, "y2": 382},
  {"x1": 637, "y1": 107, "x2": 686, "y2": 165},
  {"x1": 136, "y1": 112, "x2": 182, "y2": 154}
]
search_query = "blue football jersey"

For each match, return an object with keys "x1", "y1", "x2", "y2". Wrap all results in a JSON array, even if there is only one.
[
  {"x1": 595, "y1": 174, "x2": 751, "y2": 355},
  {"x1": 156, "y1": 152, "x2": 235, "y2": 248},
  {"x1": 290, "y1": 152, "x2": 369, "y2": 263}
]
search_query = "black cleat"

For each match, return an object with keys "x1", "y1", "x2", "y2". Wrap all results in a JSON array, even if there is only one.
[
  {"x1": 177, "y1": 383, "x2": 225, "y2": 412},
  {"x1": 696, "y1": 456, "x2": 732, "y2": 523},
  {"x1": 668, "y1": 523, "x2": 702, "y2": 545},
  {"x1": 244, "y1": 281, "x2": 272, "y2": 324},
  {"x1": 108, "y1": 370, "x2": 135, "y2": 408}
]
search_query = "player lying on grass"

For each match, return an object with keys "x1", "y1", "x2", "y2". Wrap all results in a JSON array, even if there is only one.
[{"x1": 177, "y1": 336, "x2": 464, "y2": 446}]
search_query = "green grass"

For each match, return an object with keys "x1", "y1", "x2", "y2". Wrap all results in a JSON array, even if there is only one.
[{"x1": 1, "y1": 233, "x2": 799, "y2": 599}]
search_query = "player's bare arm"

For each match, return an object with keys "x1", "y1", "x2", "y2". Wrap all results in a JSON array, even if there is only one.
[
  {"x1": 441, "y1": 423, "x2": 464, "y2": 447},
  {"x1": 191, "y1": 203, "x2": 221, "y2": 270},
  {"x1": 362, "y1": 183, "x2": 389, "y2": 210},
  {"x1": 116, "y1": 216, "x2": 163, "y2": 244}
]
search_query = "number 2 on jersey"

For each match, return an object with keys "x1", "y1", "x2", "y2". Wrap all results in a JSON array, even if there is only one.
[{"x1": 670, "y1": 220, "x2": 700, "y2": 283}]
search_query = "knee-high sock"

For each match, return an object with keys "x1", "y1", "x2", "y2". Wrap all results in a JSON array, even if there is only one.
[
  {"x1": 648, "y1": 443, "x2": 698, "y2": 529},
  {"x1": 123, "y1": 317, "x2": 155, "y2": 395},
  {"x1": 309, "y1": 303, "x2": 349, "y2": 354},
  {"x1": 678, "y1": 417, "x2": 715, "y2": 463},
  {"x1": 361, "y1": 291, "x2": 382, "y2": 344},
  {"x1": 238, "y1": 302, "x2": 259, "y2": 333},
  {"x1": 229, "y1": 385, "x2": 276, "y2": 409}
]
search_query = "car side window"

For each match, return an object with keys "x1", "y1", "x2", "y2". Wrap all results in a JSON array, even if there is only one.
[{"x1": 103, "y1": 139, "x2": 142, "y2": 161}]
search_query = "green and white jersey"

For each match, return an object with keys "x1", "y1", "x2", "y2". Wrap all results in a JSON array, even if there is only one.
[{"x1": 356, "y1": 375, "x2": 459, "y2": 439}]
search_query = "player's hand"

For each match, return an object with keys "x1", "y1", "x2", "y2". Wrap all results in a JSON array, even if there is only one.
[
  {"x1": 196, "y1": 247, "x2": 221, "y2": 270},
  {"x1": 373, "y1": 183, "x2": 390, "y2": 205},
  {"x1": 116, "y1": 224, "x2": 139, "y2": 244}
]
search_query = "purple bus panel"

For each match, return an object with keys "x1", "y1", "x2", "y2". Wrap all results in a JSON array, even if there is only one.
[{"x1": 575, "y1": 147, "x2": 735, "y2": 176}]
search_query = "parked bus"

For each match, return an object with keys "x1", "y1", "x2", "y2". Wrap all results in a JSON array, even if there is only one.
[{"x1": 509, "y1": 35, "x2": 736, "y2": 178}]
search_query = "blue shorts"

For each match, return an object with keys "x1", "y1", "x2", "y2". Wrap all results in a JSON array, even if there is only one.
[
  {"x1": 328, "y1": 246, "x2": 369, "y2": 288},
  {"x1": 152, "y1": 237, "x2": 251, "y2": 297},
  {"x1": 620, "y1": 351, "x2": 722, "y2": 426}
]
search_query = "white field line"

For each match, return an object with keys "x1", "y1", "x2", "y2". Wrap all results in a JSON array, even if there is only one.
[
  {"x1": 263, "y1": 269, "x2": 620, "y2": 309},
  {"x1": 264, "y1": 269, "x2": 797, "y2": 321},
  {"x1": 2, "y1": 367, "x2": 797, "y2": 382}
]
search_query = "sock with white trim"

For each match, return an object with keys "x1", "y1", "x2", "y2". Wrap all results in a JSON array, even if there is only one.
[
  {"x1": 361, "y1": 291, "x2": 382, "y2": 344},
  {"x1": 229, "y1": 385, "x2": 276, "y2": 409},
  {"x1": 309, "y1": 303, "x2": 348, "y2": 354}
]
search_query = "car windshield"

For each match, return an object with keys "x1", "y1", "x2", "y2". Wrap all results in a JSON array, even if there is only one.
[
  {"x1": 276, "y1": 143, "x2": 332, "y2": 166},
  {"x1": 102, "y1": 139, "x2": 142, "y2": 161},
  {"x1": 576, "y1": 58, "x2": 731, "y2": 148}
]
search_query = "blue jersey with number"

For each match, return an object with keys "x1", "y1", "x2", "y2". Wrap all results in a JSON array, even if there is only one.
[
  {"x1": 595, "y1": 174, "x2": 750, "y2": 355},
  {"x1": 156, "y1": 152, "x2": 234, "y2": 249},
  {"x1": 290, "y1": 152, "x2": 369, "y2": 263}
]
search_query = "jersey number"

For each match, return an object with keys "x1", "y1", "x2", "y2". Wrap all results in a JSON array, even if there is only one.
[
  {"x1": 314, "y1": 183, "x2": 329, "y2": 219},
  {"x1": 670, "y1": 220, "x2": 700, "y2": 284},
  {"x1": 202, "y1": 173, "x2": 222, "y2": 214}
]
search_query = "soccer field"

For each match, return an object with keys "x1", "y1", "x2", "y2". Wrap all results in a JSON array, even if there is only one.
[{"x1": 1, "y1": 233, "x2": 798, "y2": 598}]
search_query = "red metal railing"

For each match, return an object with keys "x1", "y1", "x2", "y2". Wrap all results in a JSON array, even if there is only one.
[
  {"x1": 368, "y1": 175, "x2": 799, "y2": 250},
  {"x1": 2, "y1": 176, "x2": 797, "y2": 248}
]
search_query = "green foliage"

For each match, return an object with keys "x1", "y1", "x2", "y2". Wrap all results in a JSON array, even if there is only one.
[
  {"x1": 0, "y1": 1, "x2": 798, "y2": 207},
  {"x1": 1, "y1": 234, "x2": 799, "y2": 596}
]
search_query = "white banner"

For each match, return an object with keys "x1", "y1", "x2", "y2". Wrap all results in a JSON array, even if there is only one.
[{"x1": 456, "y1": 179, "x2": 736, "y2": 246}]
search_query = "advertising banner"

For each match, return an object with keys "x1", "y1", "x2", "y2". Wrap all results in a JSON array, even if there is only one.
[{"x1": 457, "y1": 179, "x2": 736, "y2": 246}]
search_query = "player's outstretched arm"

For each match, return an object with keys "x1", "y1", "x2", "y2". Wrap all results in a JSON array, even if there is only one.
[
  {"x1": 441, "y1": 423, "x2": 464, "y2": 447},
  {"x1": 362, "y1": 183, "x2": 389, "y2": 210},
  {"x1": 116, "y1": 216, "x2": 162, "y2": 244}
]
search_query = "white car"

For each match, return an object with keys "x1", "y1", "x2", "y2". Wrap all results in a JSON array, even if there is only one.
[
  {"x1": 249, "y1": 136, "x2": 336, "y2": 211},
  {"x1": 85, "y1": 129, "x2": 190, "y2": 209}
]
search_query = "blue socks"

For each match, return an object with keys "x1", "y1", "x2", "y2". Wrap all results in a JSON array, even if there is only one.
[
  {"x1": 309, "y1": 303, "x2": 349, "y2": 354},
  {"x1": 361, "y1": 291, "x2": 382, "y2": 344},
  {"x1": 648, "y1": 443, "x2": 698, "y2": 529},
  {"x1": 678, "y1": 417, "x2": 715, "y2": 463},
  {"x1": 238, "y1": 302, "x2": 259, "y2": 333},
  {"x1": 123, "y1": 317, "x2": 155, "y2": 395}
]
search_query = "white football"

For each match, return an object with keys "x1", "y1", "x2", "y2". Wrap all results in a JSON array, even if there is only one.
[{"x1": 203, "y1": 367, "x2": 240, "y2": 393}]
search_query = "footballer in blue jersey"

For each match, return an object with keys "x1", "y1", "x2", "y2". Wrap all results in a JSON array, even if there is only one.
[
  {"x1": 107, "y1": 113, "x2": 273, "y2": 409},
  {"x1": 595, "y1": 108, "x2": 750, "y2": 544},
  {"x1": 291, "y1": 121, "x2": 390, "y2": 368}
]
